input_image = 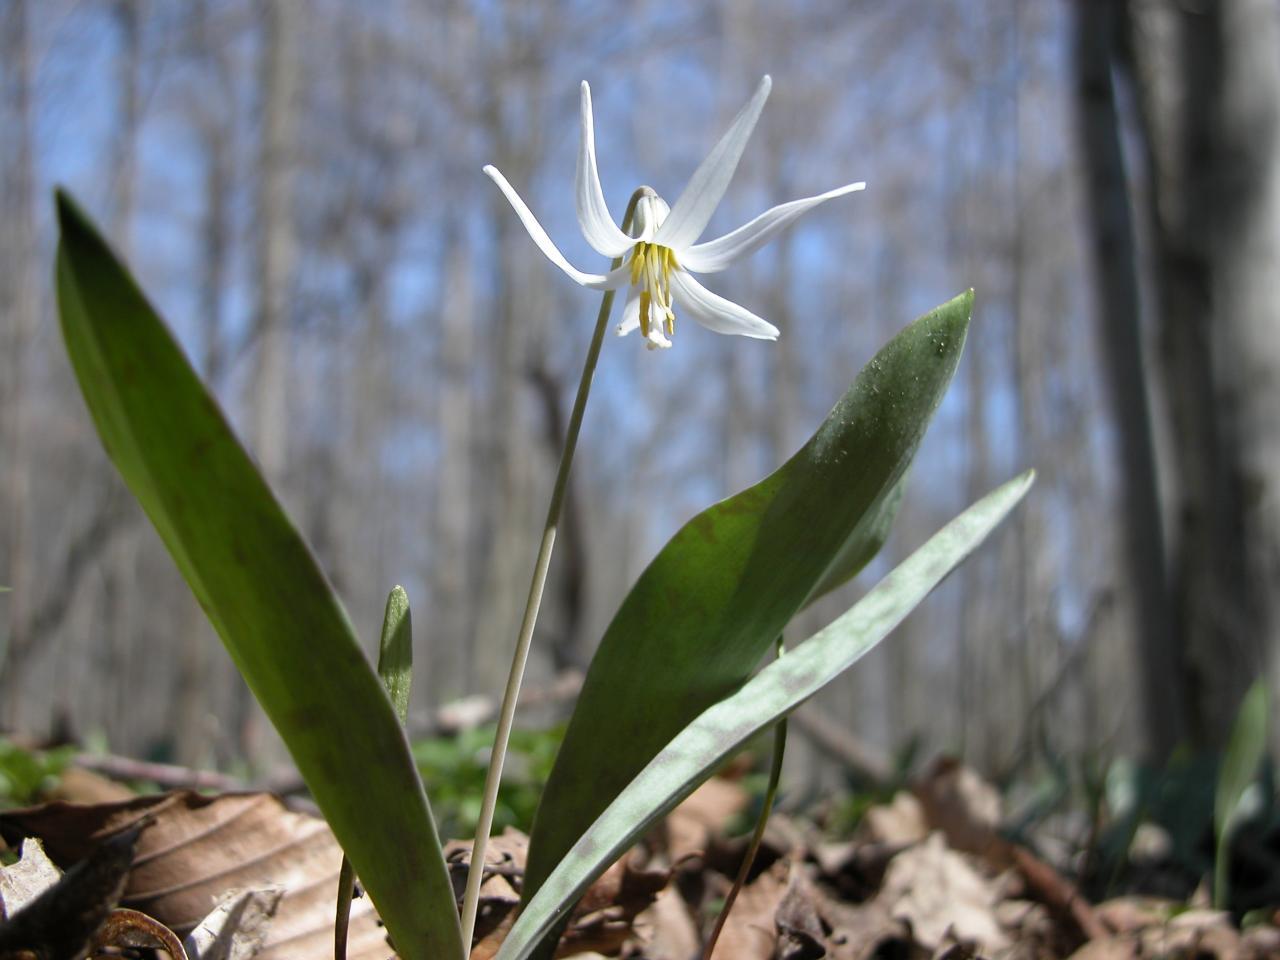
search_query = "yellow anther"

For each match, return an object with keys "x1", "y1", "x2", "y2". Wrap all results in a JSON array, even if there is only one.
[{"x1": 639, "y1": 290, "x2": 651, "y2": 338}]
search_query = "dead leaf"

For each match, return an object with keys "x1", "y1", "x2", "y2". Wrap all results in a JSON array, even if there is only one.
[
  {"x1": 0, "y1": 840, "x2": 62, "y2": 919},
  {"x1": 556, "y1": 852, "x2": 669, "y2": 958},
  {"x1": 0, "y1": 792, "x2": 384, "y2": 960},
  {"x1": 859, "y1": 791, "x2": 929, "y2": 846},
  {"x1": 915, "y1": 758, "x2": 1009, "y2": 868},
  {"x1": 706, "y1": 859, "x2": 787, "y2": 960},
  {"x1": 628, "y1": 886, "x2": 699, "y2": 960},
  {"x1": 774, "y1": 866, "x2": 827, "y2": 960},
  {"x1": 1008, "y1": 846, "x2": 1105, "y2": 946},
  {"x1": 1065, "y1": 936, "x2": 1138, "y2": 960},
  {"x1": 663, "y1": 778, "x2": 749, "y2": 866},
  {"x1": 819, "y1": 895, "x2": 914, "y2": 960},
  {"x1": 877, "y1": 832, "x2": 1009, "y2": 953},
  {"x1": 184, "y1": 887, "x2": 284, "y2": 960},
  {"x1": 0, "y1": 826, "x2": 139, "y2": 960},
  {"x1": 43, "y1": 770, "x2": 134, "y2": 807},
  {"x1": 451, "y1": 831, "x2": 668, "y2": 959}
]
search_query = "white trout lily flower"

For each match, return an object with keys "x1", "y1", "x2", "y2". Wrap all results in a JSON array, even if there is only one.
[{"x1": 483, "y1": 76, "x2": 865, "y2": 349}]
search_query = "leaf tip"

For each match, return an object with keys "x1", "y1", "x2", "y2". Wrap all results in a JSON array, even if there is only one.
[{"x1": 54, "y1": 187, "x2": 83, "y2": 233}]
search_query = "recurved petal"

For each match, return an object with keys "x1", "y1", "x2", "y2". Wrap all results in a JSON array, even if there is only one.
[
  {"x1": 616, "y1": 291, "x2": 642, "y2": 336},
  {"x1": 654, "y1": 76, "x2": 772, "y2": 251},
  {"x1": 670, "y1": 270, "x2": 779, "y2": 340},
  {"x1": 576, "y1": 82, "x2": 636, "y2": 257},
  {"x1": 483, "y1": 164, "x2": 629, "y2": 291},
  {"x1": 679, "y1": 181, "x2": 867, "y2": 274}
]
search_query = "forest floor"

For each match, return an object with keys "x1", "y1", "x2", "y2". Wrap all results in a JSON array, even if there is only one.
[{"x1": 0, "y1": 748, "x2": 1277, "y2": 960}]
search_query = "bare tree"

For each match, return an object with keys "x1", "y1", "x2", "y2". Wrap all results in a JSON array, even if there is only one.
[
  {"x1": 1073, "y1": 1, "x2": 1181, "y2": 759},
  {"x1": 1119, "y1": 0, "x2": 1280, "y2": 747},
  {"x1": 0, "y1": 0, "x2": 38, "y2": 724}
]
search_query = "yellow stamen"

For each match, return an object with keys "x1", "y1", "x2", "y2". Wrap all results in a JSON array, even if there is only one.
[{"x1": 628, "y1": 240, "x2": 679, "y2": 344}]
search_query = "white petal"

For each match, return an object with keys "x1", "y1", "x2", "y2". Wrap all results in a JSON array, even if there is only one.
[
  {"x1": 616, "y1": 292, "x2": 673, "y2": 349},
  {"x1": 576, "y1": 82, "x2": 635, "y2": 257},
  {"x1": 632, "y1": 194, "x2": 668, "y2": 241},
  {"x1": 655, "y1": 76, "x2": 772, "y2": 251},
  {"x1": 670, "y1": 270, "x2": 779, "y2": 340},
  {"x1": 616, "y1": 290, "x2": 641, "y2": 336},
  {"x1": 483, "y1": 164, "x2": 629, "y2": 290},
  {"x1": 680, "y1": 181, "x2": 866, "y2": 274}
]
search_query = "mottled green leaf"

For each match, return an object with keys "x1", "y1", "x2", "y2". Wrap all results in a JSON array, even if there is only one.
[
  {"x1": 499, "y1": 471, "x2": 1033, "y2": 960},
  {"x1": 54, "y1": 191, "x2": 463, "y2": 960}
]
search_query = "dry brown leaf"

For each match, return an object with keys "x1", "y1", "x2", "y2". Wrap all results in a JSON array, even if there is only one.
[
  {"x1": 819, "y1": 894, "x2": 914, "y2": 960},
  {"x1": 662, "y1": 778, "x2": 749, "y2": 866},
  {"x1": 774, "y1": 866, "x2": 827, "y2": 960},
  {"x1": 1242, "y1": 923, "x2": 1280, "y2": 959},
  {"x1": 915, "y1": 758, "x2": 1009, "y2": 868},
  {"x1": 0, "y1": 792, "x2": 385, "y2": 960},
  {"x1": 628, "y1": 886, "x2": 699, "y2": 960},
  {"x1": 0, "y1": 827, "x2": 139, "y2": 960},
  {"x1": 1137, "y1": 909, "x2": 1241, "y2": 959},
  {"x1": 556, "y1": 852, "x2": 670, "y2": 958},
  {"x1": 0, "y1": 839, "x2": 62, "y2": 919},
  {"x1": 706, "y1": 858, "x2": 787, "y2": 960},
  {"x1": 184, "y1": 887, "x2": 284, "y2": 960},
  {"x1": 44, "y1": 768, "x2": 135, "y2": 807},
  {"x1": 451, "y1": 830, "x2": 669, "y2": 959},
  {"x1": 859, "y1": 791, "x2": 929, "y2": 846},
  {"x1": 1064, "y1": 936, "x2": 1138, "y2": 960},
  {"x1": 1093, "y1": 896, "x2": 1174, "y2": 935},
  {"x1": 877, "y1": 832, "x2": 1009, "y2": 953}
]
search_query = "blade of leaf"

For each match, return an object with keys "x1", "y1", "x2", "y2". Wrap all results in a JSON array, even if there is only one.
[
  {"x1": 53, "y1": 191, "x2": 463, "y2": 960},
  {"x1": 498, "y1": 471, "x2": 1034, "y2": 960},
  {"x1": 1213, "y1": 678, "x2": 1268, "y2": 908},
  {"x1": 338, "y1": 585, "x2": 417, "y2": 960},
  {"x1": 378, "y1": 586, "x2": 413, "y2": 724},
  {"x1": 524, "y1": 292, "x2": 972, "y2": 903}
]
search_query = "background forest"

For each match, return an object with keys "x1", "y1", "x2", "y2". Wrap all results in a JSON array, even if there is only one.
[{"x1": 1, "y1": 0, "x2": 1276, "y2": 799}]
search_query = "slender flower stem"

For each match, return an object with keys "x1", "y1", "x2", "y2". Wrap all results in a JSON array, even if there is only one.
[
  {"x1": 701, "y1": 637, "x2": 787, "y2": 960},
  {"x1": 459, "y1": 189, "x2": 647, "y2": 953}
]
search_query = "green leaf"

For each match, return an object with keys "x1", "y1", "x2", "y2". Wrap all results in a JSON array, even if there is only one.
[
  {"x1": 523, "y1": 293, "x2": 972, "y2": 905},
  {"x1": 1213, "y1": 679, "x2": 1269, "y2": 908},
  {"x1": 53, "y1": 191, "x2": 463, "y2": 960},
  {"x1": 497, "y1": 471, "x2": 1034, "y2": 960},
  {"x1": 378, "y1": 586, "x2": 413, "y2": 725}
]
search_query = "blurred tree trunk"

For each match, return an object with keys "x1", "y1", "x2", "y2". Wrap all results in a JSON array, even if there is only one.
[
  {"x1": 174, "y1": 0, "x2": 236, "y2": 767},
  {"x1": 1210, "y1": 0, "x2": 1280, "y2": 749},
  {"x1": 252, "y1": 0, "x2": 298, "y2": 484},
  {"x1": 1073, "y1": 2, "x2": 1182, "y2": 760},
  {"x1": 99, "y1": 0, "x2": 145, "y2": 748},
  {"x1": 240, "y1": 0, "x2": 299, "y2": 757},
  {"x1": 0, "y1": 0, "x2": 37, "y2": 725},
  {"x1": 110, "y1": 0, "x2": 142, "y2": 254},
  {"x1": 1119, "y1": 0, "x2": 1280, "y2": 748},
  {"x1": 435, "y1": 216, "x2": 478, "y2": 698}
]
